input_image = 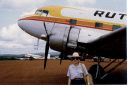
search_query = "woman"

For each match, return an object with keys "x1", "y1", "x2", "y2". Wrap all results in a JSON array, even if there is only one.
[{"x1": 67, "y1": 52, "x2": 93, "y2": 85}]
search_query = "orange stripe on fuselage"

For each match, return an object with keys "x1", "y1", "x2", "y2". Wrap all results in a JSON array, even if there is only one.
[{"x1": 20, "y1": 16, "x2": 117, "y2": 31}]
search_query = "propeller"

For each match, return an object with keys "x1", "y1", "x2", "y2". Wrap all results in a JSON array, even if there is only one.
[
  {"x1": 43, "y1": 21, "x2": 50, "y2": 69},
  {"x1": 59, "y1": 20, "x2": 75, "y2": 65},
  {"x1": 43, "y1": 10, "x2": 49, "y2": 69},
  {"x1": 60, "y1": 25, "x2": 73, "y2": 65},
  {"x1": 44, "y1": 35, "x2": 49, "y2": 69}
]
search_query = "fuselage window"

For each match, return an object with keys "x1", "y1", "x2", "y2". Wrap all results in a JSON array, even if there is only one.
[
  {"x1": 112, "y1": 25, "x2": 121, "y2": 30},
  {"x1": 35, "y1": 10, "x2": 43, "y2": 15},
  {"x1": 69, "y1": 19, "x2": 77, "y2": 25},
  {"x1": 35, "y1": 9, "x2": 49, "y2": 17},
  {"x1": 35, "y1": 10, "x2": 43, "y2": 16},
  {"x1": 95, "y1": 22, "x2": 103, "y2": 28}
]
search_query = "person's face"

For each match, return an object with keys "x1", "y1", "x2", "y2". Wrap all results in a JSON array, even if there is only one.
[{"x1": 72, "y1": 57, "x2": 80, "y2": 64}]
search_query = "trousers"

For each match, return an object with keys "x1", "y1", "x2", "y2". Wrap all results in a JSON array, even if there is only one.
[{"x1": 71, "y1": 78, "x2": 86, "y2": 85}]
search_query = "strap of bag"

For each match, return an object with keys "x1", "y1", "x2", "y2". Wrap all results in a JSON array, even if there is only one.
[{"x1": 80, "y1": 63, "x2": 85, "y2": 77}]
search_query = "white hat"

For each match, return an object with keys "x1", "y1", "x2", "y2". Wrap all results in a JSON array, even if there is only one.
[{"x1": 72, "y1": 52, "x2": 80, "y2": 57}]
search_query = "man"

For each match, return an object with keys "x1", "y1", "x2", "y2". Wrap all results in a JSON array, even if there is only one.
[{"x1": 67, "y1": 52, "x2": 93, "y2": 85}]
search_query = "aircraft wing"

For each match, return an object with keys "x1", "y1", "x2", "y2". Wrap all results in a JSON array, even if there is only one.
[{"x1": 79, "y1": 27, "x2": 126, "y2": 59}]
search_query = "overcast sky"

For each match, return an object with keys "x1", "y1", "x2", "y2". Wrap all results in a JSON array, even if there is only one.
[{"x1": 0, "y1": 0, "x2": 126, "y2": 54}]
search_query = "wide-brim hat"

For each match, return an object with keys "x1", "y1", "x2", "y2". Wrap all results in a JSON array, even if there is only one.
[{"x1": 68, "y1": 52, "x2": 80, "y2": 58}]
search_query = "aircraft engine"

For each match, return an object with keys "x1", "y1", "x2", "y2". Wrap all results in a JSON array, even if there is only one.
[{"x1": 49, "y1": 26, "x2": 80, "y2": 53}]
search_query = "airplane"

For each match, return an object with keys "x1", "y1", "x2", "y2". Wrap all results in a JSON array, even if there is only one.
[
  {"x1": 18, "y1": 6, "x2": 126, "y2": 81},
  {"x1": 24, "y1": 53, "x2": 45, "y2": 60}
]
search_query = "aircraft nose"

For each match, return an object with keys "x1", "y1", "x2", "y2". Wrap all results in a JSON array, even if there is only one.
[{"x1": 18, "y1": 19, "x2": 46, "y2": 39}]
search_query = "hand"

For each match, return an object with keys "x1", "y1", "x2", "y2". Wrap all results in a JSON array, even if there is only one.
[
  {"x1": 87, "y1": 83, "x2": 91, "y2": 85},
  {"x1": 68, "y1": 78, "x2": 71, "y2": 85},
  {"x1": 87, "y1": 82, "x2": 93, "y2": 85}
]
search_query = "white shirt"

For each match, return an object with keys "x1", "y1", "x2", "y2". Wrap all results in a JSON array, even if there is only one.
[{"x1": 67, "y1": 63, "x2": 88, "y2": 80}]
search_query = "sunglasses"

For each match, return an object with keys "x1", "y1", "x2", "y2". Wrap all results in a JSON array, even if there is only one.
[{"x1": 72, "y1": 57, "x2": 80, "y2": 60}]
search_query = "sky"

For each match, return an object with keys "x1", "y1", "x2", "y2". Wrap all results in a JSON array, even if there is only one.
[{"x1": 0, "y1": 0, "x2": 126, "y2": 54}]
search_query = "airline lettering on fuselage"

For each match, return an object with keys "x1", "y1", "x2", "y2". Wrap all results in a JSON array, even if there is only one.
[{"x1": 94, "y1": 10, "x2": 126, "y2": 20}]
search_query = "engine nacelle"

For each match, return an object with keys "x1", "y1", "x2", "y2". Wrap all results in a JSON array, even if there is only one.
[{"x1": 49, "y1": 26, "x2": 80, "y2": 53}]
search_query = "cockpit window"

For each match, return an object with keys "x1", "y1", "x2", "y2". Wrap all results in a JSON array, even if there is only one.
[
  {"x1": 35, "y1": 9, "x2": 48, "y2": 16},
  {"x1": 35, "y1": 10, "x2": 43, "y2": 15}
]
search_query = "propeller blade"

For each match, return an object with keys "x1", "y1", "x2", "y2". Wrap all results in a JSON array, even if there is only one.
[
  {"x1": 42, "y1": 11, "x2": 50, "y2": 69},
  {"x1": 44, "y1": 36, "x2": 49, "y2": 69},
  {"x1": 59, "y1": 52, "x2": 68, "y2": 65},
  {"x1": 60, "y1": 58, "x2": 63, "y2": 65},
  {"x1": 59, "y1": 52, "x2": 64, "y2": 65}
]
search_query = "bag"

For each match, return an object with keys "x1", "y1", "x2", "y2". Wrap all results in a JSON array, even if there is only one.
[{"x1": 80, "y1": 63, "x2": 94, "y2": 85}]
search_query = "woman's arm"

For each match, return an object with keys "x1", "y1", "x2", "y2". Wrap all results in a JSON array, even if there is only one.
[{"x1": 68, "y1": 78, "x2": 71, "y2": 85}]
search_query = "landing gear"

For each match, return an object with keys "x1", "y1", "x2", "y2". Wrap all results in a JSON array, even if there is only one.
[
  {"x1": 88, "y1": 56, "x2": 105, "y2": 83},
  {"x1": 88, "y1": 59, "x2": 126, "y2": 84},
  {"x1": 88, "y1": 64, "x2": 105, "y2": 83}
]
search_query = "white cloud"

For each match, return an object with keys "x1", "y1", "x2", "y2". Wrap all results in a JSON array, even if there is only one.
[
  {"x1": 0, "y1": 41, "x2": 24, "y2": 49},
  {"x1": 20, "y1": 9, "x2": 36, "y2": 17},
  {"x1": 0, "y1": 23, "x2": 36, "y2": 49},
  {"x1": 67, "y1": 0, "x2": 96, "y2": 6},
  {"x1": 0, "y1": 8, "x2": 48, "y2": 54},
  {"x1": 0, "y1": 0, "x2": 46, "y2": 8},
  {"x1": 0, "y1": 22, "x2": 48, "y2": 54}
]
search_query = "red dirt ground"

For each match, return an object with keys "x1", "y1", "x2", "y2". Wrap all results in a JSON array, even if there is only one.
[{"x1": 0, "y1": 59, "x2": 126, "y2": 85}]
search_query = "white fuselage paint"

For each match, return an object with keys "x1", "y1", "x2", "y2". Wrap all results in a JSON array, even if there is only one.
[
  {"x1": 18, "y1": 19, "x2": 110, "y2": 44},
  {"x1": 78, "y1": 27, "x2": 110, "y2": 43},
  {"x1": 18, "y1": 6, "x2": 126, "y2": 45},
  {"x1": 61, "y1": 8, "x2": 126, "y2": 24}
]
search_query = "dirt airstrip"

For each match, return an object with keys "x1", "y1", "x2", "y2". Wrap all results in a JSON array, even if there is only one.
[{"x1": 0, "y1": 59, "x2": 126, "y2": 85}]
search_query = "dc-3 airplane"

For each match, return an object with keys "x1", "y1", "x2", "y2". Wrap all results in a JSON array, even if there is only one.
[{"x1": 18, "y1": 6, "x2": 126, "y2": 81}]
